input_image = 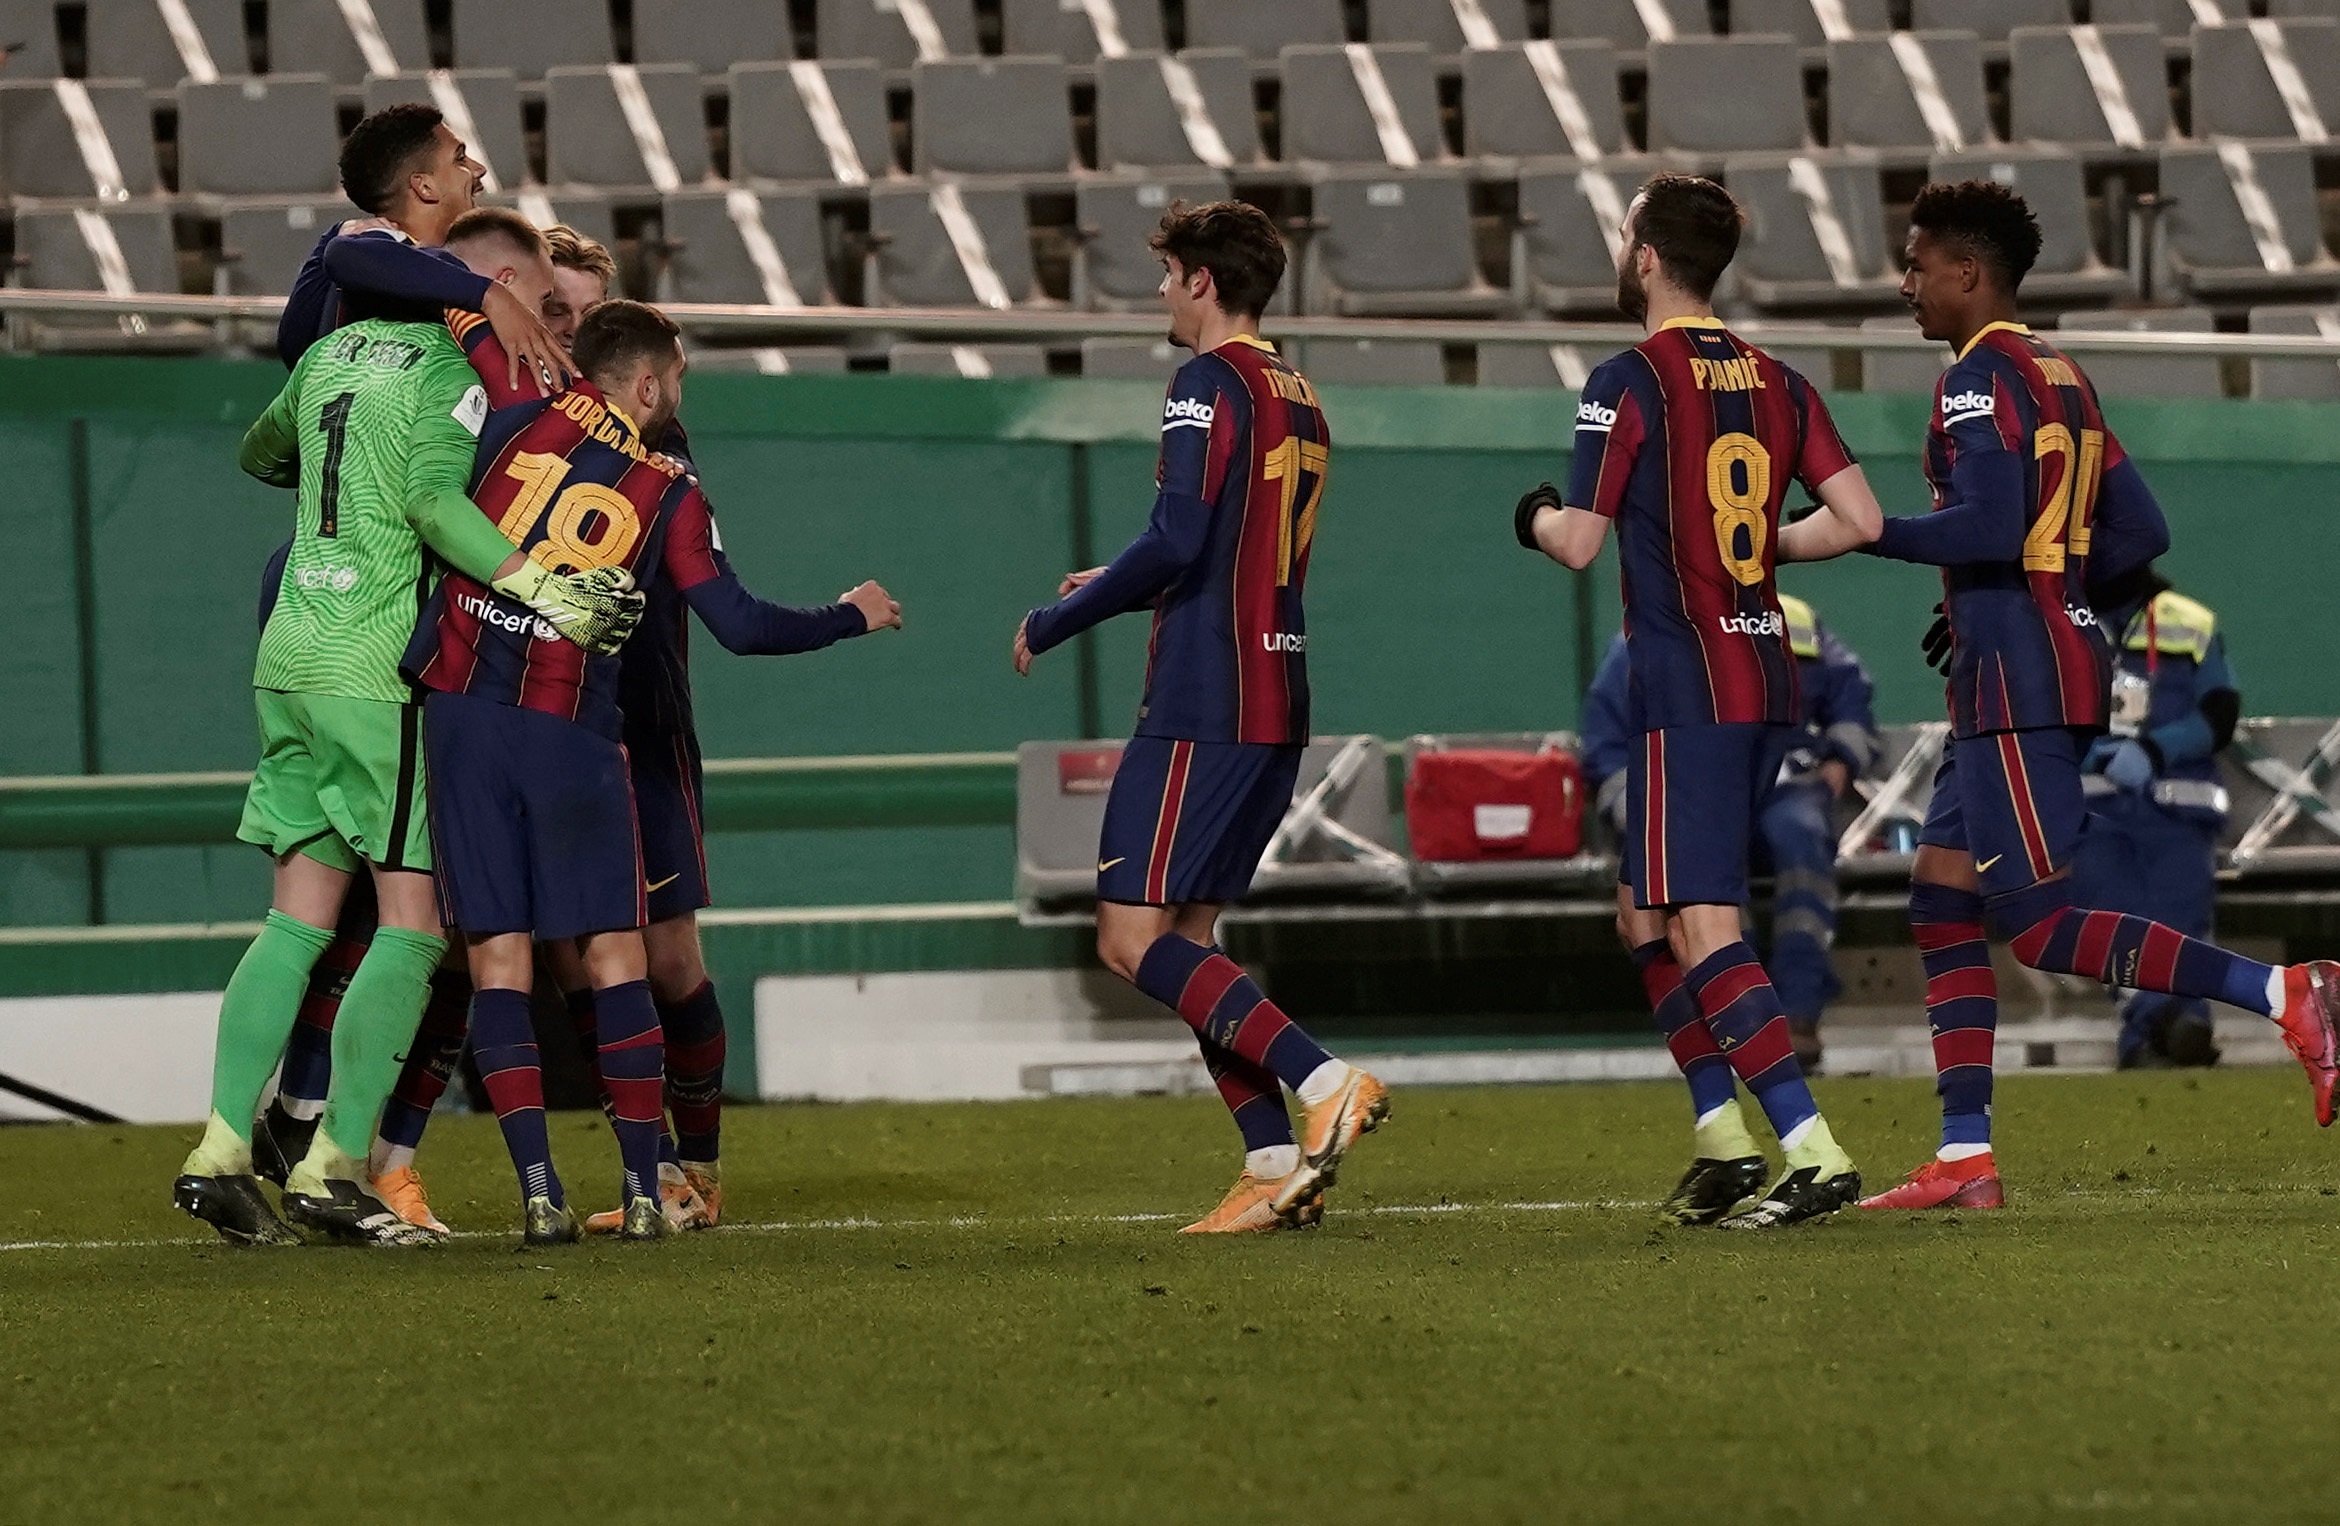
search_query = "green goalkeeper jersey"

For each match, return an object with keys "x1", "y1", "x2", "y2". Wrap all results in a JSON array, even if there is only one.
[{"x1": 245, "y1": 319, "x2": 493, "y2": 703}]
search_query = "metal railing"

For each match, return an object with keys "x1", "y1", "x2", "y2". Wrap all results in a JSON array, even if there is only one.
[{"x1": 10, "y1": 288, "x2": 2340, "y2": 358}]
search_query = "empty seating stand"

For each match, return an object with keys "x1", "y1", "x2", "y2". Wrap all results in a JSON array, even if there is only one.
[
  {"x1": 1304, "y1": 167, "x2": 1511, "y2": 316},
  {"x1": 1094, "y1": 50, "x2": 1264, "y2": 174},
  {"x1": 2093, "y1": 0, "x2": 2236, "y2": 46},
  {"x1": 688, "y1": 346, "x2": 850, "y2": 373},
  {"x1": 0, "y1": 80, "x2": 162, "y2": 198},
  {"x1": 177, "y1": 76, "x2": 340, "y2": 199},
  {"x1": 1928, "y1": 147, "x2": 2130, "y2": 304},
  {"x1": 545, "y1": 64, "x2": 711, "y2": 192},
  {"x1": 2157, "y1": 142, "x2": 2340, "y2": 301},
  {"x1": 1279, "y1": 44, "x2": 1444, "y2": 167},
  {"x1": 889, "y1": 342, "x2": 1049, "y2": 377},
  {"x1": 868, "y1": 181, "x2": 1045, "y2": 308},
  {"x1": 1517, "y1": 154, "x2": 1672, "y2": 315},
  {"x1": 630, "y1": 0, "x2": 795, "y2": 75},
  {"x1": 2008, "y1": 23, "x2": 2171, "y2": 158},
  {"x1": 817, "y1": 0, "x2": 979, "y2": 71},
  {"x1": 2190, "y1": 20, "x2": 2340, "y2": 143},
  {"x1": 2055, "y1": 307, "x2": 2224, "y2": 397},
  {"x1": 86, "y1": 0, "x2": 244, "y2": 87},
  {"x1": 267, "y1": 0, "x2": 432, "y2": 85},
  {"x1": 451, "y1": 0, "x2": 613, "y2": 75},
  {"x1": 1074, "y1": 174, "x2": 1231, "y2": 310},
  {"x1": 1000, "y1": 0, "x2": 1166, "y2": 64},
  {"x1": 364, "y1": 72, "x2": 527, "y2": 196},
  {"x1": 1476, "y1": 341, "x2": 1596, "y2": 388},
  {"x1": 912, "y1": 57, "x2": 1077, "y2": 180},
  {"x1": 496, "y1": 188, "x2": 619, "y2": 256},
  {"x1": 0, "y1": 0, "x2": 62, "y2": 78},
  {"x1": 1182, "y1": 0, "x2": 1347, "y2": 64},
  {"x1": 2247, "y1": 304, "x2": 2340, "y2": 400},
  {"x1": 1079, "y1": 337, "x2": 1185, "y2": 378},
  {"x1": 1646, "y1": 36, "x2": 1808, "y2": 159},
  {"x1": 1731, "y1": 0, "x2": 1893, "y2": 56},
  {"x1": 1721, "y1": 153, "x2": 1901, "y2": 311},
  {"x1": 1827, "y1": 32, "x2": 1992, "y2": 167},
  {"x1": 219, "y1": 197, "x2": 365, "y2": 296},
  {"x1": 1910, "y1": 0, "x2": 2071, "y2": 54},
  {"x1": 1461, "y1": 41, "x2": 1625, "y2": 163},
  {"x1": 1295, "y1": 337, "x2": 1445, "y2": 385},
  {"x1": 1367, "y1": 0, "x2": 1531, "y2": 56},
  {"x1": 1553, "y1": 0, "x2": 1708, "y2": 62},
  {"x1": 658, "y1": 188, "x2": 831, "y2": 307},
  {"x1": 729, "y1": 61, "x2": 895, "y2": 187},
  {"x1": 11, "y1": 204, "x2": 198, "y2": 349}
]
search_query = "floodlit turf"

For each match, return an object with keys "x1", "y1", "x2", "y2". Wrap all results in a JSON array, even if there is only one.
[{"x1": 5, "y1": 1069, "x2": 2340, "y2": 1524}]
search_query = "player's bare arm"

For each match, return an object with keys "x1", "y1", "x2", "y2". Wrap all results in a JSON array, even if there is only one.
[
  {"x1": 1514, "y1": 483, "x2": 1610, "y2": 570},
  {"x1": 1777, "y1": 464, "x2": 1885, "y2": 562}
]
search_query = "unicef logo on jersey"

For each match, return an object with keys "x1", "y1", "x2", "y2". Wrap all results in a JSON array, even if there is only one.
[
  {"x1": 1576, "y1": 399, "x2": 1618, "y2": 432},
  {"x1": 293, "y1": 565, "x2": 359, "y2": 593},
  {"x1": 2065, "y1": 603, "x2": 2100, "y2": 629},
  {"x1": 1717, "y1": 612, "x2": 1785, "y2": 637}
]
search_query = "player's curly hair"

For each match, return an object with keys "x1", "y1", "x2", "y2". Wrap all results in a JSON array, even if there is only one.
[
  {"x1": 544, "y1": 223, "x2": 617, "y2": 292},
  {"x1": 1148, "y1": 199, "x2": 1287, "y2": 319},
  {"x1": 1628, "y1": 174, "x2": 1743, "y2": 301},
  {"x1": 1910, "y1": 180, "x2": 2043, "y2": 292},
  {"x1": 339, "y1": 102, "x2": 443, "y2": 214}
]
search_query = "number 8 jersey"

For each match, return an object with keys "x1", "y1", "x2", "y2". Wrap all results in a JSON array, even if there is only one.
[{"x1": 1567, "y1": 316, "x2": 1858, "y2": 731}]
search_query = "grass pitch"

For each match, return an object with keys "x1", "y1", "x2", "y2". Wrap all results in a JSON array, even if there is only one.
[{"x1": 5, "y1": 1069, "x2": 2339, "y2": 1524}]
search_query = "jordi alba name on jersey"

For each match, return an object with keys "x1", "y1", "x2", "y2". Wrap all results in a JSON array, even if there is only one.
[
  {"x1": 1140, "y1": 337, "x2": 1327, "y2": 745},
  {"x1": 1567, "y1": 318, "x2": 1858, "y2": 731},
  {"x1": 1925, "y1": 322, "x2": 2120, "y2": 737}
]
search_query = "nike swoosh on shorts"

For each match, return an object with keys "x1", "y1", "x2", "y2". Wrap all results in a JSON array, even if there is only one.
[
  {"x1": 1098, "y1": 857, "x2": 1126, "y2": 872},
  {"x1": 646, "y1": 873, "x2": 681, "y2": 893}
]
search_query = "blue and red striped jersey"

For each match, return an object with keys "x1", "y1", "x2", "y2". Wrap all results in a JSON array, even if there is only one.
[
  {"x1": 1566, "y1": 318, "x2": 1858, "y2": 731},
  {"x1": 401, "y1": 381, "x2": 701, "y2": 738},
  {"x1": 1023, "y1": 335, "x2": 1327, "y2": 744}
]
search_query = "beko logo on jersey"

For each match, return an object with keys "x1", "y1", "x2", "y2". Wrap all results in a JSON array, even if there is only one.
[
  {"x1": 458, "y1": 591, "x2": 559, "y2": 642},
  {"x1": 1717, "y1": 612, "x2": 1785, "y2": 637},
  {"x1": 1941, "y1": 390, "x2": 1996, "y2": 425},
  {"x1": 293, "y1": 565, "x2": 359, "y2": 593},
  {"x1": 1162, "y1": 396, "x2": 1215, "y2": 431},
  {"x1": 1576, "y1": 399, "x2": 1617, "y2": 432},
  {"x1": 1261, "y1": 632, "x2": 1308, "y2": 653}
]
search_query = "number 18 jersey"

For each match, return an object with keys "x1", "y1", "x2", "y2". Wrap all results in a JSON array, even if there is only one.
[{"x1": 1567, "y1": 317, "x2": 1857, "y2": 731}]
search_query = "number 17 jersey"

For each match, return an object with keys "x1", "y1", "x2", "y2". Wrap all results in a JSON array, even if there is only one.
[{"x1": 1567, "y1": 317, "x2": 1857, "y2": 731}]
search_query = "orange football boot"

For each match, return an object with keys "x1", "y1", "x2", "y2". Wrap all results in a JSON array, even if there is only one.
[
  {"x1": 1272, "y1": 1067, "x2": 1389, "y2": 1220},
  {"x1": 1181, "y1": 1171, "x2": 1322, "y2": 1233},
  {"x1": 1856, "y1": 1152, "x2": 2005, "y2": 1211},
  {"x1": 583, "y1": 1173, "x2": 708, "y2": 1234},
  {"x1": 370, "y1": 1166, "x2": 450, "y2": 1235},
  {"x1": 2274, "y1": 962, "x2": 2340, "y2": 1126},
  {"x1": 681, "y1": 1165, "x2": 721, "y2": 1228}
]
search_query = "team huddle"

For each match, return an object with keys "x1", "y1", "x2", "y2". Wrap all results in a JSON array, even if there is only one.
[{"x1": 172, "y1": 99, "x2": 2340, "y2": 1249}]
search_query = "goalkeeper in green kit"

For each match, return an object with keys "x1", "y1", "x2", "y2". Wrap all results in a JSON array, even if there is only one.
[{"x1": 175, "y1": 311, "x2": 642, "y2": 1246}]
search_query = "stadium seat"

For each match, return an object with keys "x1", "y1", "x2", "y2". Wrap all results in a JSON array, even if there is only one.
[
  {"x1": 1094, "y1": 49, "x2": 1262, "y2": 172},
  {"x1": 1079, "y1": 336, "x2": 1186, "y2": 378},
  {"x1": 545, "y1": 64, "x2": 711, "y2": 192},
  {"x1": 2264, "y1": 0, "x2": 2340, "y2": 17},
  {"x1": 1729, "y1": 0, "x2": 1893, "y2": 51},
  {"x1": 657, "y1": 188, "x2": 831, "y2": 307},
  {"x1": 177, "y1": 76, "x2": 340, "y2": 197},
  {"x1": 451, "y1": 0, "x2": 614, "y2": 74},
  {"x1": 2246, "y1": 303, "x2": 2340, "y2": 401},
  {"x1": 2157, "y1": 142, "x2": 2340, "y2": 301},
  {"x1": 2191, "y1": 20, "x2": 2340, "y2": 143},
  {"x1": 1304, "y1": 167, "x2": 1508, "y2": 317},
  {"x1": 1475, "y1": 341, "x2": 1595, "y2": 387},
  {"x1": 687, "y1": 345, "x2": 851, "y2": 372},
  {"x1": 0, "y1": 0, "x2": 64, "y2": 78},
  {"x1": 2090, "y1": 0, "x2": 2227, "y2": 42},
  {"x1": 729, "y1": 60, "x2": 895, "y2": 186},
  {"x1": 1646, "y1": 37, "x2": 1808, "y2": 156},
  {"x1": 816, "y1": 0, "x2": 979, "y2": 69},
  {"x1": 363, "y1": 72, "x2": 527, "y2": 197},
  {"x1": 0, "y1": 80, "x2": 162, "y2": 198},
  {"x1": 496, "y1": 188, "x2": 618, "y2": 258},
  {"x1": 867, "y1": 181, "x2": 1044, "y2": 308},
  {"x1": 13, "y1": 203, "x2": 177, "y2": 298},
  {"x1": 1461, "y1": 41, "x2": 1624, "y2": 163},
  {"x1": 1280, "y1": 44, "x2": 1444, "y2": 167},
  {"x1": 1073, "y1": 174, "x2": 1230, "y2": 309},
  {"x1": 999, "y1": 0, "x2": 1165, "y2": 64},
  {"x1": 1551, "y1": 0, "x2": 1709, "y2": 55},
  {"x1": 911, "y1": 57, "x2": 1076, "y2": 179},
  {"x1": 217, "y1": 196, "x2": 366, "y2": 296},
  {"x1": 889, "y1": 342, "x2": 1049, "y2": 377},
  {"x1": 630, "y1": 0, "x2": 794, "y2": 73},
  {"x1": 1366, "y1": 0, "x2": 1530, "y2": 54},
  {"x1": 1517, "y1": 155, "x2": 1671, "y2": 315},
  {"x1": 1926, "y1": 148, "x2": 2132, "y2": 304},
  {"x1": 266, "y1": 0, "x2": 432, "y2": 85},
  {"x1": 2055, "y1": 307, "x2": 2223, "y2": 398},
  {"x1": 1827, "y1": 32, "x2": 1991, "y2": 162},
  {"x1": 1858, "y1": 313, "x2": 1952, "y2": 393},
  {"x1": 1182, "y1": 0, "x2": 1347, "y2": 59},
  {"x1": 1294, "y1": 337, "x2": 1445, "y2": 385},
  {"x1": 86, "y1": 0, "x2": 246, "y2": 85},
  {"x1": 1721, "y1": 152, "x2": 1901, "y2": 311},
  {"x1": 2008, "y1": 24, "x2": 2170, "y2": 154},
  {"x1": 1909, "y1": 0, "x2": 2071, "y2": 42}
]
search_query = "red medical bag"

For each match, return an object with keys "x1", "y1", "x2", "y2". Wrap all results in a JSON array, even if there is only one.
[{"x1": 1404, "y1": 746, "x2": 1585, "y2": 862}]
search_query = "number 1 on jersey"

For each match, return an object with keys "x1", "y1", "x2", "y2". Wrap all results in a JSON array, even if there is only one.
[
  {"x1": 1264, "y1": 436, "x2": 1329, "y2": 587},
  {"x1": 317, "y1": 392, "x2": 355, "y2": 538}
]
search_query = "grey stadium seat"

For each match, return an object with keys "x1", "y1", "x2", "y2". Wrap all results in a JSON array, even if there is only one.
[
  {"x1": 2157, "y1": 142, "x2": 2340, "y2": 301},
  {"x1": 1305, "y1": 167, "x2": 1510, "y2": 316},
  {"x1": 1080, "y1": 336, "x2": 1186, "y2": 378},
  {"x1": 2270, "y1": 0, "x2": 2340, "y2": 17},
  {"x1": 1280, "y1": 44, "x2": 1443, "y2": 166},
  {"x1": 364, "y1": 72, "x2": 527, "y2": 197},
  {"x1": 1828, "y1": 32, "x2": 1991, "y2": 161},
  {"x1": 1095, "y1": 49, "x2": 1263, "y2": 172},
  {"x1": 1647, "y1": 37, "x2": 1808, "y2": 156},
  {"x1": 1859, "y1": 314, "x2": 1953, "y2": 394},
  {"x1": 868, "y1": 181, "x2": 1042, "y2": 307},
  {"x1": 2054, "y1": 308, "x2": 2222, "y2": 398},
  {"x1": 1462, "y1": 41, "x2": 1624, "y2": 162},
  {"x1": 218, "y1": 197, "x2": 366, "y2": 296},
  {"x1": 687, "y1": 346, "x2": 850, "y2": 373},
  {"x1": 1367, "y1": 0, "x2": 1529, "y2": 53},
  {"x1": 2009, "y1": 24, "x2": 2170, "y2": 153},
  {"x1": 1183, "y1": 0, "x2": 1346, "y2": 58},
  {"x1": 14, "y1": 204, "x2": 176, "y2": 291},
  {"x1": 0, "y1": 0, "x2": 63, "y2": 78},
  {"x1": 1721, "y1": 152, "x2": 1900, "y2": 311},
  {"x1": 817, "y1": 0, "x2": 979, "y2": 69},
  {"x1": 1000, "y1": 0, "x2": 1165, "y2": 64},
  {"x1": 546, "y1": 65, "x2": 711, "y2": 191},
  {"x1": 0, "y1": 80, "x2": 161, "y2": 198},
  {"x1": 1517, "y1": 154, "x2": 1673, "y2": 315},
  {"x1": 889, "y1": 343, "x2": 1049, "y2": 377},
  {"x1": 1553, "y1": 0, "x2": 1708, "y2": 52},
  {"x1": 492, "y1": 189, "x2": 618, "y2": 260},
  {"x1": 630, "y1": 0, "x2": 794, "y2": 72},
  {"x1": 657, "y1": 188, "x2": 832, "y2": 307},
  {"x1": 1074, "y1": 174, "x2": 1231, "y2": 310},
  {"x1": 729, "y1": 60, "x2": 895, "y2": 186},
  {"x1": 2090, "y1": 0, "x2": 2233, "y2": 40},
  {"x1": 912, "y1": 56, "x2": 1075, "y2": 178},
  {"x1": 1295, "y1": 338, "x2": 1445, "y2": 386},
  {"x1": 86, "y1": 0, "x2": 246, "y2": 84},
  {"x1": 177, "y1": 76, "x2": 339, "y2": 197},
  {"x1": 452, "y1": 0, "x2": 613, "y2": 74},
  {"x1": 1909, "y1": 0, "x2": 2070, "y2": 40},
  {"x1": 1476, "y1": 341, "x2": 1597, "y2": 388},
  {"x1": 2247, "y1": 304, "x2": 2340, "y2": 400},
  {"x1": 1927, "y1": 148, "x2": 2130, "y2": 303},
  {"x1": 267, "y1": 0, "x2": 431, "y2": 84},
  {"x1": 2191, "y1": 20, "x2": 2340, "y2": 143},
  {"x1": 1730, "y1": 0, "x2": 1893, "y2": 50}
]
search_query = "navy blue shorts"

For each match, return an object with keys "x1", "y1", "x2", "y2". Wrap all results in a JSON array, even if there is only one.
[
  {"x1": 1919, "y1": 726, "x2": 2088, "y2": 897},
  {"x1": 424, "y1": 689, "x2": 646, "y2": 942},
  {"x1": 627, "y1": 728, "x2": 710, "y2": 924},
  {"x1": 1097, "y1": 737, "x2": 1303, "y2": 907},
  {"x1": 1623, "y1": 722, "x2": 1796, "y2": 910}
]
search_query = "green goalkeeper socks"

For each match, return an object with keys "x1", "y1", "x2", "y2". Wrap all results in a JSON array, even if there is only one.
[
  {"x1": 202, "y1": 909, "x2": 335, "y2": 1159},
  {"x1": 315, "y1": 925, "x2": 448, "y2": 1164}
]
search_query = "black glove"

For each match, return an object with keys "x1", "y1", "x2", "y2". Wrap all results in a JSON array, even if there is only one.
[
  {"x1": 1920, "y1": 602, "x2": 1953, "y2": 674},
  {"x1": 1514, "y1": 481, "x2": 1563, "y2": 550}
]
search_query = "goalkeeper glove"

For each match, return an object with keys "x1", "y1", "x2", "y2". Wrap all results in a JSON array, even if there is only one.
[
  {"x1": 1514, "y1": 482, "x2": 1563, "y2": 550},
  {"x1": 491, "y1": 560, "x2": 645, "y2": 656},
  {"x1": 1920, "y1": 602, "x2": 1953, "y2": 674}
]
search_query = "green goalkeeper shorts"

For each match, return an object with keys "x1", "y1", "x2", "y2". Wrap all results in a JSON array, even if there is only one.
[{"x1": 238, "y1": 690, "x2": 431, "y2": 874}]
